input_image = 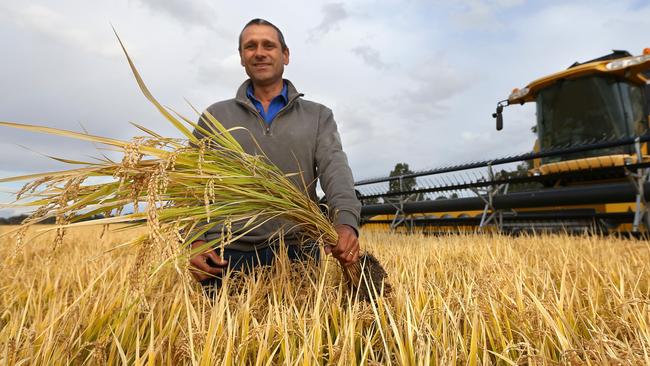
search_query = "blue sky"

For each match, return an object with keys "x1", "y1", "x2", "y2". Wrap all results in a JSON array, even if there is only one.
[{"x1": 1, "y1": 0, "x2": 649, "y2": 216}]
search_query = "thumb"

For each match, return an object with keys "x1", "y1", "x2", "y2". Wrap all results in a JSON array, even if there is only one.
[{"x1": 324, "y1": 245, "x2": 332, "y2": 254}]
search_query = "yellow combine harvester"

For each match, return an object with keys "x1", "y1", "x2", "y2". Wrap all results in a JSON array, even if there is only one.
[{"x1": 357, "y1": 49, "x2": 650, "y2": 234}]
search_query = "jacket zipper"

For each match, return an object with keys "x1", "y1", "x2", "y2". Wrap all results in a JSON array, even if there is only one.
[
  {"x1": 266, "y1": 93, "x2": 304, "y2": 135},
  {"x1": 237, "y1": 93, "x2": 304, "y2": 136}
]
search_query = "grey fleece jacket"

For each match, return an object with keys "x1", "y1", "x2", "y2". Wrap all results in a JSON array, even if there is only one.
[{"x1": 192, "y1": 79, "x2": 361, "y2": 251}]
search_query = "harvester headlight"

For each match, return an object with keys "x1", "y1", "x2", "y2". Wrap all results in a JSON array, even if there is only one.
[
  {"x1": 605, "y1": 54, "x2": 650, "y2": 70},
  {"x1": 508, "y1": 87, "x2": 529, "y2": 101}
]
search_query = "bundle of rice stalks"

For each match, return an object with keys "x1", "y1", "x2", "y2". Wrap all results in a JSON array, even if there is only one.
[{"x1": 0, "y1": 35, "x2": 389, "y2": 302}]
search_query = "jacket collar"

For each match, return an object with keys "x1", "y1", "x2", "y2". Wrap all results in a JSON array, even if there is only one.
[{"x1": 235, "y1": 79, "x2": 302, "y2": 104}]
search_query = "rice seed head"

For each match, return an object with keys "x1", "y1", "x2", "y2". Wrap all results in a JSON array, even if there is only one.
[
  {"x1": 165, "y1": 147, "x2": 181, "y2": 171},
  {"x1": 12, "y1": 225, "x2": 29, "y2": 259},
  {"x1": 49, "y1": 176, "x2": 84, "y2": 260},
  {"x1": 204, "y1": 178, "x2": 215, "y2": 222},
  {"x1": 16, "y1": 175, "x2": 52, "y2": 201},
  {"x1": 122, "y1": 136, "x2": 145, "y2": 169},
  {"x1": 91, "y1": 337, "x2": 108, "y2": 366},
  {"x1": 219, "y1": 219, "x2": 232, "y2": 259},
  {"x1": 156, "y1": 159, "x2": 169, "y2": 194}
]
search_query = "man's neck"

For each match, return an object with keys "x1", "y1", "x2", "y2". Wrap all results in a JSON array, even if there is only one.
[{"x1": 251, "y1": 80, "x2": 284, "y2": 104}]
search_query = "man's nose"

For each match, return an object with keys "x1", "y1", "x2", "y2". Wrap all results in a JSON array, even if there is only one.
[{"x1": 253, "y1": 46, "x2": 266, "y2": 58}]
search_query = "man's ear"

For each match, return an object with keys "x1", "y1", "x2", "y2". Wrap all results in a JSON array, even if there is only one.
[
  {"x1": 283, "y1": 47, "x2": 290, "y2": 65},
  {"x1": 240, "y1": 53, "x2": 245, "y2": 67}
]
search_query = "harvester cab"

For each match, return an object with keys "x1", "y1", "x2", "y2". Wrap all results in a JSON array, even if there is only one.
[{"x1": 494, "y1": 49, "x2": 650, "y2": 175}]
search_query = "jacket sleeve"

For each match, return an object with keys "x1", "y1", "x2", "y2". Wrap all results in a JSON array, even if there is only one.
[{"x1": 314, "y1": 106, "x2": 361, "y2": 233}]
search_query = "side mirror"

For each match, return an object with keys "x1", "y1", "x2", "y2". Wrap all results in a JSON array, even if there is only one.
[{"x1": 492, "y1": 104, "x2": 504, "y2": 131}]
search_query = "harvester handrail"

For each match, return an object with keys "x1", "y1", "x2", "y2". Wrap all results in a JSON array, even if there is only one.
[{"x1": 358, "y1": 161, "x2": 650, "y2": 200}]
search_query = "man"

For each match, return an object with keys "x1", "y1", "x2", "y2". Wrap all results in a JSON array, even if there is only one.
[{"x1": 189, "y1": 19, "x2": 361, "y2": 286}]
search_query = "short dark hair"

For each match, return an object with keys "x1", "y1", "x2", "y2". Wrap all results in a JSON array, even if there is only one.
[{"x1": 238, "y1": 18, "x2": 288, "y2": 52}]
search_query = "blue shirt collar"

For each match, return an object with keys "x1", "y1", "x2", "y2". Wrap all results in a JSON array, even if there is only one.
[{"x1": 246, "y1": 81, "x2": 288, "y2": 104}]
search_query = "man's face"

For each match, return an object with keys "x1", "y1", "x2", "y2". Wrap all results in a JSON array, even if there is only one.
[{"x1": 240, "y1": 24, "x2": 290, "y2": 87}]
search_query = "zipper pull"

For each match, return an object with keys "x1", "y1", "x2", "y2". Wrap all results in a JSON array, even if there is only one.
[{"x1": 266, "y1": 125, "x2": 271, "y2": 135}]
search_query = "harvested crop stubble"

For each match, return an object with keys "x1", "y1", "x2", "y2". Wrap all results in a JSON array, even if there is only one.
[
  {"x1": 1, "y1": 227, "x2": 649, "y2": 364},
  {"x1": 0, "y1": 34, "x2": 389, "y2": 302}
]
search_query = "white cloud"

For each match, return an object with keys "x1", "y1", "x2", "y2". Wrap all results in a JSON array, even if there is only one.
[
  {"x1": 402, "y1": 56, "x2": 470, "y2": 113},
  {"x1": 351, "y1": 46, "x2": 391, "y2": 70},
  {"x1": 132, "y1": 0, "x2": 231, "y2": 37},
  {"x1": 309, "y1": 2, "x2": 348, "y2": 40},
  {"x1": 0, "y1": 3, "x2": 120, "y2": 57}
]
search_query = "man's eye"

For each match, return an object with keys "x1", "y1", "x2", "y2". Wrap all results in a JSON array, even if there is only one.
[{"x1": 244, "y1": 44, "x2": 255, "y2": 50}]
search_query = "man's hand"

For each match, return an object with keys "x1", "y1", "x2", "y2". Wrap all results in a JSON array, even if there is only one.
[
  {"x1": 325, "y1": 224, "x2": 359, "y2": 266},
  {"x1": 188, "y1": 240, "x2": 228, "y2": 282}
]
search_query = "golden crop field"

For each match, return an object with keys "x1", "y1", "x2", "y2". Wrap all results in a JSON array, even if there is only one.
[{"x1": 1, "y1": 225, "x2": 649, "y2": 365}]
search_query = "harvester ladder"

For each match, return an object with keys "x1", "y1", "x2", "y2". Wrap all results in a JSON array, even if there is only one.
[
  {"x1": 470, "y1": 163, "x2": 509, "y2": 231},
  {"x1": 388, "y1": 176, "x2": 414, "y2": 232}
]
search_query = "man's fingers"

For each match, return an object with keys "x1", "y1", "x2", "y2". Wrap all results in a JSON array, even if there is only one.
[
  {"x1": 190, "y1": 253, "x2": 224, "y2": 279},
  {"x1": 331, "y1": 244, "x2": 345, "y2": 256},
  {"x1": 347, "y1": 241, "x2": 359, "y2": 260},
  {"x1": 189, "y1": 258, "x2": 213, "y2": 278},
  {"x1": 189, "y1": 261, "x2": 210, "y2": 281},
  {"x1": 328, "y1": 225, "x2": 361, "y2": 266},
  {"x1": 332, "y1": 237, "x2": 354, "y2": 255},
  {"x1": 352, "y1": 244, "x2": 360, "y2": 264},
  {"x1": 340, "y1": 238, "x2": 360, "y2": 266},
  {"x1": 188, "y1": 241, "x2": 228, "y2": 282},
  {"x1": 206, "y1": 250, "x2": 228, "y2": 267}
]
